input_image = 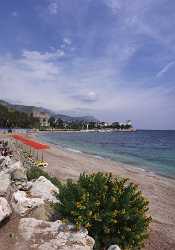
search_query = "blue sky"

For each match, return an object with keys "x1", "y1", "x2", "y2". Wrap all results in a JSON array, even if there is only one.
[{"x1": 0, "y1": 0, "x2": 175, "y2": 129}]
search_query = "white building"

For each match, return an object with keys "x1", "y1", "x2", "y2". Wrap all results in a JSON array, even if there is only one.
[{"x1": 33, "y1": 111, "x2": 50, "y2": 127}]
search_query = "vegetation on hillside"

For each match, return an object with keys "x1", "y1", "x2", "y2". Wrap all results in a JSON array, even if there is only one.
[{"x1": 0, "y1": 103, "x2": 40, "y2": 128}]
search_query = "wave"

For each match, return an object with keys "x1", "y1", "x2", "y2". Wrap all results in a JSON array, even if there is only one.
[{"x1": 65, "y1": 147, "x2": 82, "y2": 154}]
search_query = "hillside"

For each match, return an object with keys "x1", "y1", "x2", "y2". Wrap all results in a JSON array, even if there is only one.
[
  {"x1": 0, "y1": 100, "x2": 98, "y2": 123},
  {"x1": 0, "y1": 103, "x2": 39, "y2": 128}
]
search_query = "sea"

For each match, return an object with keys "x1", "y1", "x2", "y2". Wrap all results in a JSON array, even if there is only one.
[{"x1": 36, "y1": 130, "x2": 175, "y2": 179}]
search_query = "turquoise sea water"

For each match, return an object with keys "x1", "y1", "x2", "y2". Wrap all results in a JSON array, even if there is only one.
[{"x1": 37, "y1": 130, "x2": 175, "y2": 178}]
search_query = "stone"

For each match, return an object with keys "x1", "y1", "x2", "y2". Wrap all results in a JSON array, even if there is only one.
[
  {"x1": 11, "y1": 168, "x2": 27, "y2": 182},
  {"x1": 0, "y1": 156, "x2": 5, "y2": 166},
  {"x1": 10, "y1": 167, "x2": 32, "y2": 191},
  {"x1": 7, "y1": 161, "x2": 23, "y2": 174},
  {"x1": 13, "y1": 181, "x2": 32, "y2": 191},
  {"x1": 0, "y1": 172, "x2": 11, "y2": 196},
  {"x1": 0, "y1": 156, "x2": 12, "y2": 170},
  {"x1": 30, "y1": 204, "x2": 52, "y2": 221},
  {"x1": 17, "y1": 218, "x2": 95, "y2": 250},
  {"x1": 11, "y1": 190, "x2": 44, "y2": 216},
  {"x1": 30, "y1": 176, "x2": 59, "y2": 203},
  {"x1": 0, "y1": 197, "x2": 12, "y2": 223},
  {"x1": 108, "y1": 245, "x2": 121, "y2": 250}
]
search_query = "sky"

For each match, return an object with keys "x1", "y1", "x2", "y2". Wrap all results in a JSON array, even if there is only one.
[{"x1": 0, "y1": 0, "x2": 175, "y2": 129}]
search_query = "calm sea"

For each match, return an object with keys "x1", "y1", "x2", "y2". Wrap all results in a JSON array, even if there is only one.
[{"x1": 37, "y1": 130, "x2": 175, "y2": 179}]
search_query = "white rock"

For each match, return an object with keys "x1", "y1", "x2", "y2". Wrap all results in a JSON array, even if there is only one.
[
  {"x1": 0, "y1": 197, "x2": 12, "y2": 223},
  {"x1": 108, "y1": 245, "x2": 121, "y2": 250},
  {"x1": 30, "y1": 176, "x2": 59, "y2": 203},
  {"x1": 7, "y1": 161, "x2": 23, "y2": 173},
  {"x1": 0, "y1": 156, "x2": 5, "y2": 166},
  {"x1": 0, "y1": 156, "x2": 12, "y2": 170},
  {"x1": 12, "y1": 190, "x2": 44, "y2": 216},
  {"x1": 0, "y1": 172, "x2": 11, "y2": 196},
  {"x1": 18, "y1": 218, "x2": 95, "y2": 250},
  {"x1": 11, "y1": 168, "x2": 27, "y2": 182}
]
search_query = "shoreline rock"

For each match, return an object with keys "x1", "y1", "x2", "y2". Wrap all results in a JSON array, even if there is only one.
[
  {"x1": 0, "y1": 172, "x2": 11, "y2": 196},
  {"x1": 11, "y1": 190, "x2": 44, "y2": 216},
  {"x1": 30, "y1": 176, "x2": 59, "y2": 203},
  {"x1": 17, "y1": 217, "x2": 95, "y2": 250},
  {"x1": 0, "y1": 197, "x2": 12, "y2": 223}
]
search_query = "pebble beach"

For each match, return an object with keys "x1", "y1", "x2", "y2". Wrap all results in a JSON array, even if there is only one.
[
  {"x1": 0, "y1": 133, "x2": 175, "y2": 250},
  {"x1": 37, "y1": 135, "x2": 175, "y2": 250}
]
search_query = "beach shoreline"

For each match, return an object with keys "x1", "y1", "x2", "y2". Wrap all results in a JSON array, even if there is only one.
[
  {"x1": 1, "y1": 133, "x2": 175, "y2": 249},
  {"x1": 32, "y1": 133, "x2": 175, "y2": 250}
]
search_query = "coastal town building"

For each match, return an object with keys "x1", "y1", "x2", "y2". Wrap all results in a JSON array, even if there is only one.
[{"x1": 32, "y1": 111, "x2": 50, "y2": 127}]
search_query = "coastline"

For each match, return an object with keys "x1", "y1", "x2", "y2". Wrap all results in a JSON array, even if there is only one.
[
  {"x1": 1, "y1": 132, "x2": 174, "y2": 249},
  {"x1": 32, "y1": 133, "x2": 175, "y2": 250},
  {"x1": 35, "y1": 131, "x2": 175, "y2": 180}
]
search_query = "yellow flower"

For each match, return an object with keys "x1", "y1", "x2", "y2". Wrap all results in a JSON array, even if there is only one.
[{"x1": 85, "y1": 222, "x2": 91, "y2": 228}]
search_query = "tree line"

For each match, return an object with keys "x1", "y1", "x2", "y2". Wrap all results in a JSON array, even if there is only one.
[{"x1": 0, "y1": 104, "x2": 40, "y2": 128}]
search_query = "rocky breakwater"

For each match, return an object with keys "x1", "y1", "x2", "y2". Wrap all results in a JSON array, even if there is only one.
[{"x1": 0, "y1": 155, "x2": 95, "y2": 250}]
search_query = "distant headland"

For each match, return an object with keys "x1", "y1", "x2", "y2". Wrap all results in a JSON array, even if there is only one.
[{"x1": 0, "y1": 100, "x2": 135, "y2": 132}]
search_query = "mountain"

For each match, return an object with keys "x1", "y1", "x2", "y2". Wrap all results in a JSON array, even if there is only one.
[
  {"x1": 0, "y1": 100, "x2": 98, "y2": 123},
  {"x1": 54, "y1": 114, "x2": 98, "y2": 123},
  {"x1": 0, "y1": 100, "x2": 51, "y2": 114}
]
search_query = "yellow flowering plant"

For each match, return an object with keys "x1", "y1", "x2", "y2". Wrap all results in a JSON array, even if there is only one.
[{"x1": 55, "y1": 172, "x2": 152, "y2": 250}]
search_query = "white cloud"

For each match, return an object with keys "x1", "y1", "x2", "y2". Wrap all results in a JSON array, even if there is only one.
[
  {"x1": 12, "y1": 11, "x2": 18, "y2": 17},
  {"x1": 156, "y1": 61, "x2": 175, "y2": 78},
  {"x1": 63, "y1": 38, "x2": 72, "y2": 46},
  {"x1": 0, "y1": 50, "x2": 174, "y2": 129},
  {"x1": 48, "y1": 1, "x2": 59, "y2": 15}
]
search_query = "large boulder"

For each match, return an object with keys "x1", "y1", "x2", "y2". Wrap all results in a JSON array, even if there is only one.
[
  {"x1": 0, "y1": 172, "x2": 11, "y2": 196},
  {"x1": 30, "y1": 176, "x2": 59, "y2": 203},
  {"x1": 0, "y1": 197, "x2": 12, "y2": 223},
  {"x1": 0, "y1": 156, "x2": 12, "y2": 170},
  {"x1": 7, "y1": 161, "x2": 23, "y2": 174},
  {"x1": 0, "y1": 156, "x2": 5, "y2": 167},
  {"x1": 11, "y1": 168, "x2": 27, "y2": 182},
  {"x1": 11, "y1": 190, "x2": 44, "y2": 216},
  {"x1": 17, "y1": 218, "x2": 95, "y2": 250},
  {"x1": 11, "y1": 168, "x2": 31, "y2": 191}
]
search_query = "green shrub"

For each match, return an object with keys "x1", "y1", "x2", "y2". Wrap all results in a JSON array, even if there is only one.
[
  {"x1": 27, "y1": 166, "x2": 62, "y2": 189},
  {"x1": 55, "y1": 172, "x2": 151, "y2": 250}
]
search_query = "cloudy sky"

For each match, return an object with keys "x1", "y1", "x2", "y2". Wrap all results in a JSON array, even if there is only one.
[{"x1": 0, "y1": 0, "x2": 175, "y2": 129}]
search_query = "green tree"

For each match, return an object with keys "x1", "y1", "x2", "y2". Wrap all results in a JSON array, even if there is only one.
[
  {"x1": 56, "y1": 118, "x2": 64, "y2": 128},
  {"x1": 48, "y1": 116, "x2": 56, "y2": 128}
]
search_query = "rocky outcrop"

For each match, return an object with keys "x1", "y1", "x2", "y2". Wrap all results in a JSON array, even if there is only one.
[
  {"x1": 11, "y1": 168, "x2": 31, "y2": 191},
  {"x1": 0, "y1": 156, "x2": 5, "y2": 168},
  {"x1": 11, "y1": 168, "x2": 27, "y2": 182},
  {"x1": 30, "y1": 176, "x2": 59, "y2": 203},
  {"x1": 0, "y1": 151, "x2": 95, "y2": 250},
  {"x1": 17, "y1": 218, "x2": 95, "y2": 250},
  {"x1": 7, "y1": 161, "x2": 23, "y2": 174},
  {"x1": 0, "y1": 156, "x2": 12, "y2": 170},
  {"x1": 0, "y1": 197, "x2": 12, "y2": 223},
  {"x1": 11, "y1": 190, "x2": 44, "y2": 216},
  {"x1": 0, "y1": 172, "x2": 11, "y2": 196}
]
